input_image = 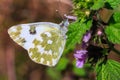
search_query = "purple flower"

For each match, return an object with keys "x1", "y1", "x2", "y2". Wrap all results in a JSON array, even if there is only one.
[
  {"x1": 74, "y1": 50, "x2": 87, "y2": 68},
  {"x1": 83, "y1": 31, "x2": 91, "y2": 43}
]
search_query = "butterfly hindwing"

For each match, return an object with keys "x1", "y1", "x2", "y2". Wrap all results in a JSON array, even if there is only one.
[{"x1": 8, "y1": 22, "x2": 66, "y2": 66}]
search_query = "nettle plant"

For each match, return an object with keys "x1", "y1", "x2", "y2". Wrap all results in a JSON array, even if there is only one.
[{"x1": 65, "y1": 0, "x2": 120, "y2": 80}]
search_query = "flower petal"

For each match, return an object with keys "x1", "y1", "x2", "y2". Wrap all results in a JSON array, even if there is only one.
[
  {"x1": 76, "y1": 60, "x2": 84, "y2": 68},
  {"x1": 74, "y1": 50, "x2": 87, "y2": 59},
  {"x1": 74, "y1": 53, "x2": 82, "y2": 59},
  {"x1": 83, "y1": 31, "x2": 91, "y2": 43},
  {"x1": 76, "y1": 50, "x2": 87, "y2": 54}
]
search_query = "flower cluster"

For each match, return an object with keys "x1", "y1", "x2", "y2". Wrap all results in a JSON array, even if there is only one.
[
  {"x1": 74, "y1": 50, "x2": 87, "y2": 68},
  {"x1": 74, "y1": 31, "x2": 91, "y2": 68}
]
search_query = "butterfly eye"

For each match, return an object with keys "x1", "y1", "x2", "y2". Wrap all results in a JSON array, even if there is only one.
[{"x1": 29, "y1": 25, "x2": 36, "y2": 34}]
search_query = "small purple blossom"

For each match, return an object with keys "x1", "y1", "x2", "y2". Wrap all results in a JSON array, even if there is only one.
[
  {"x1": 74, "y1": 50, "x2": 87, "y2": 68},
  {"x1": 83, "y1": 31, "x2": 91, "y2": 43}
]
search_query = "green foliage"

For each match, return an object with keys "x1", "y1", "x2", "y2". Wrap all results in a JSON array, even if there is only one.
[
  {"x1": 71, "y1": 0, "x2": 120, "y2": 80},
  {"x1": 73, "y1": 61, "x2": 86, "y2": 76},
  {"x1": 106, "y1": 0, "x2": 120, "y2": 8},
  {"x1": 65, "y1": 20, "x2": 92, "y2": 52},
  {"x1": 105, "y1": 23, "x2": 120, "y2": 44},
  {"x1": 55, "y1": 57, "x2": 69, "y2": 71},
  {"x1": 46, "y1": 57, "x2": 69, "y2": 80},
  {"x1": 113, "y1": 12, "x2": 120, "y2": 23},
  {"x1": 73, "y1": 66, "x2": 86, "y2": 76},
  {"x1": 91, "y1": 0, "x2": 105, "y2": 10},
  {"x1": 96, "y1": 59, "x2": 120, "y2": 80},
  {"x1": 114, "y1": 4, "x2": 120, "y2": 12},
  {"x1": 46, "y1": 68, "x2": 61, "y2": 80},
  {"x1": 72, "y1": 0, "x2": 93, "y2": 20}
]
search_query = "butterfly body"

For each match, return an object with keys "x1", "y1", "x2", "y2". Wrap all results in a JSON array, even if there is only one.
[{"x1": 8, "y1": 22, "x2": 67, "y2": 66}]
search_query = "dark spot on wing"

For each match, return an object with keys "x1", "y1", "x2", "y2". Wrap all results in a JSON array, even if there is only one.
[{"x1": 29, "y1": 25, "x2": 36, "y2": 35}]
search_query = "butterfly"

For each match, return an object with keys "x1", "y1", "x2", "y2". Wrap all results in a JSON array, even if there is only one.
[{"x1": 8, "y1": 20, "x2": 69, "y2": 67}]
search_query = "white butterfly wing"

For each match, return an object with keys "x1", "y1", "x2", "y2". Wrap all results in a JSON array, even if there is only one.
[{"x1": 8, "y1": 22, "x2": 66, "y2": 66}]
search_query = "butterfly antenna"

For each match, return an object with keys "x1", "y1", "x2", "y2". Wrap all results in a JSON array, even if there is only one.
[
  {"x1": 59, "y1": 14, "x2": 77, "y2": 28},
  {"x1": 56, "y1": 0, "x2": 77, "y2": 27}
]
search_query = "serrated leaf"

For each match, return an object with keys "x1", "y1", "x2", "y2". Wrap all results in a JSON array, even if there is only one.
[
  {"x1": 55, "y1": 57, "x2": 69, "y2": 71},
  {"x1": 65, "y1": 20, "x2": 92, "y2": 53},
  {"x1": 91, "y1": 0, "x2": 105, "y2": 10},
  {"x1": 96, "y1": 59, "x2": 120, "y2": 80},
  {"x1": 105, "y1": 23, "x2": 120, "y2": 44},
  {"x1": 106, "y1": 0, "x2": 120, "y2": 9},
  {"x1": 113, "y1": 12, "x2": 120, "y2": 23}
]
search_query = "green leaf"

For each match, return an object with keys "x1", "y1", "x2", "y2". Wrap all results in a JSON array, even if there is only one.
[
  {"x1": 91, "y1": 0, "x2": 105, "y2": 10},
  {"x1": 113, "y1": 12, "x2": 120, "y2": 23},
  {"x1": 105, "y1": 23, "x2": 120, "y2": 44},
  {"x1": 114, "y1": 4, "x2": 120, "y2": 12},
  {"x1": 73, "y1": 61, "x2": 86, "y2": 76},
  {"x1": 106, "y1": 0, "x2": 120, "y2": 9},
  {"x1": 65, "y1": 20, "x2": 92, "y2": 53},
  {"x1": 73, "y1": 67, "x2": 86, "y2": 76},
  {"x1": 55, "y1": 57, "x2": 69, "y2": 71},
  {"x1": 96, "y1": 59, "x2": 120, "y2": 80},
  {"x1": 46, "y1": 68, "x2": 61, "y2": 80}
]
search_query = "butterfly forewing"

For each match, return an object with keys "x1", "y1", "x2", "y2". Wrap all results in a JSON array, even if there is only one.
[{"x1": 8, "y1": 22, "x2": 66, "y2": 66}]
